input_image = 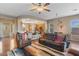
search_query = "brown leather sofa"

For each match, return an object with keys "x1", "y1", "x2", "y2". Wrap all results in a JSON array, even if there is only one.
[{"x1": 39, "y1": 32, "x2": 70, "y2": 52}]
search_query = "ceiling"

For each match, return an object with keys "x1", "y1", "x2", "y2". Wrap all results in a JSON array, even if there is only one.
[{"x1": 0, "y1": 3, "x2": 79, "y2": 20}]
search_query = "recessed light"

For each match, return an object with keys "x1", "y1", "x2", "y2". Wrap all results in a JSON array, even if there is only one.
[
  {"x1": 56, "y1": 13, "x2": 58, "y2": 16},
  {"x1": 73, "y1": 9, "x2": 78, "y2": 11}
]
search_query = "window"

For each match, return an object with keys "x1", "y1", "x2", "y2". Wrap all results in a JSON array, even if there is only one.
[
  {"x1": 71, "y1": 20, "x2": 79, "y2": 35},
  {"x1": 71, "y1": 19, "x2": 79, "y2": 41},
  {"x1": 0, "y1": 23, "x2": 4, "y2": 53},
  {"x1": 48, "y1": 23, "x2": 53, "y2": 33}
]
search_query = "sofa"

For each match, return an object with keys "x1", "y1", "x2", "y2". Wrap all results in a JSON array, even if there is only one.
[
  {"x1": 39, "y1": 32, "x2": 70, "y2": 52},
  {"x1": 8, "y1": 31, "x2": 41, "y2": 56}
]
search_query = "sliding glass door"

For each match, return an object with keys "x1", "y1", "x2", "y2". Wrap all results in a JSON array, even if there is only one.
[
  {"x1": 0, "y1": 23, "x2": 4, "y2": 54},
  {"x1": 0, "y1": 23, "x2": 12, "y2": 38},
  {"x1": 0, "y1": 23, "x2": 5, "y2": 37}
]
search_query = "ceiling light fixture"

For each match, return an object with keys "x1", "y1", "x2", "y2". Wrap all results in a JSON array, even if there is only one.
[{"x1": 31, "y1": 3, "x2": 50, "y2": 14}]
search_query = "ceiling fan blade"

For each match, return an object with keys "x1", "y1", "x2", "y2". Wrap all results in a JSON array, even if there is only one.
[
  {"x1": 32, "y1": 3, "x2": 38, "y2": 6},
  {"x1": 30, "y1": 9, "x2": 36, "y2": 11},
  {"x1": 44, "y1": 3, "x2": 50, "y2": 6},
  {"x1": 44, "y1": 9, "x2": 50, "y2": 12}
]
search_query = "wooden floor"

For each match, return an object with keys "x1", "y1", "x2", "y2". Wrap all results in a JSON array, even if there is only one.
[
  {"x1": 70, "y1": 41, "x2": 79, "y2": 51},
  {"x1": 0, "y1": 37, "x2": 11, "y2": 56}
]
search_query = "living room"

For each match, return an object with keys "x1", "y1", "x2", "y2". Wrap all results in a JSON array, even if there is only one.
[{"x1": 0, "y1": 3, "x2": 79, "y2": 56}]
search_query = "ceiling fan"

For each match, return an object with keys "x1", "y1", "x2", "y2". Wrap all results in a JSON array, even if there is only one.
[{"x1": 31, "y1": 3, "x2": 50, "y2": 14}]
